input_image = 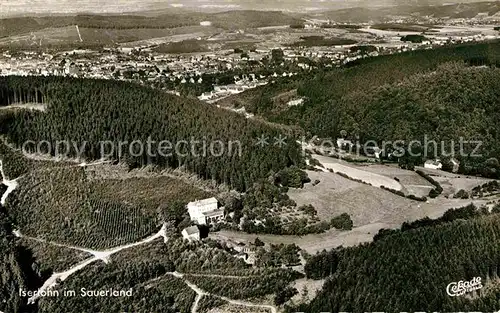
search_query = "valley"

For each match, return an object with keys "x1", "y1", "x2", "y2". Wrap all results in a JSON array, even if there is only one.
[{"x1": 2, "y1": 2, "x2": 500, "y2": 312}]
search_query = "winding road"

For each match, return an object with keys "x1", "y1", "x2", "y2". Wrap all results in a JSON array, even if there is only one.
[
  {"x1": 0, "y1": 160, "x2": 19, "y2": 206},
  {"x1": 1, "y1": 157, "x2": 278, "y2": 313},
  {"x1": 21, "y1": 228, "x2": 277, "y2": 312},
  {"x1": 26, "y1": 224, "x2": 168, "y2": 304}
]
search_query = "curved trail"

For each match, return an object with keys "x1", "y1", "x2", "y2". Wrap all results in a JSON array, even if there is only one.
[
  {"x1": 28, "y1": 224, "x2": 168, "y2": 304},
  {"x1": 0, "y1": 160, "x2": 19, "y2": 206},
  {"x1": 168, "y1": 272, "x2": 277, "y2": 313},
  {"x1": 14, "y1": 230, "x2": 117, "y2": 259},
  {"x1": 221, "y1": 297, "x2": 277, "y2": 313},
  {"x1": 28, "y1": 238, "x2": 277, "y2": 313},
  {"x1": 186, "y1": 273, "x2": 260, "y2": 279},
  {"x1": 1, "y1": 156, "x2": 277, "y2": 313}
]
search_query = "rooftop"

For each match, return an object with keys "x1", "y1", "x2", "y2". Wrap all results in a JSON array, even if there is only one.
[
  {"x1": 183, "y1": 226, "x2": 199, "y2": 235},
  {"x1": 188, "y1": 197, "x2": 218, "y2": 207},
  {"x1": 203, "y1": 209, "x2": 225, "y2": 218}
]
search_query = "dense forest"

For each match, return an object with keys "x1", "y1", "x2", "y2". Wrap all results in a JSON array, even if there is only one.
[
  {"x1": 0, "y1": 76, "x2": 304, "y2": 191},
  {"x1": 233, "y1": 41, "x2": 500, "y2": 175},
  {"x1": 37, "y1": 239, "x2": 300, "y2": 312},
  {"x1": 296, "y1": 206, "x2": 500, "y2": 312},
  {"x1": 0, "y1": 211, "x2": 41, "y2": 313}
]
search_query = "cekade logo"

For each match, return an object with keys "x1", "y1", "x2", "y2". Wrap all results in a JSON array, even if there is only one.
[{"x1": 446, "y1": 277, "x2": 483, "y2": 297}]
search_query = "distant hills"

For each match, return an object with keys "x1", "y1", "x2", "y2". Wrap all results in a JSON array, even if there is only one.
[
  {"x1": 0, "y1": 10, "x2": 300, "y2": 39},
  {"x1": 1, "y1": 0, "x2": 498, "y2": 17},
  {"x1": 307, "y1": 1, "x2": 500, "y2": 22}
]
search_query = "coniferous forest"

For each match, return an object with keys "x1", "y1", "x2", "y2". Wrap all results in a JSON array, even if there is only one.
[
  {"x1": 295, "y1": 206, "x2": 500, "y2": 313},
  {"x1": 236, "y1": 41, "x2": 500, "y2": 175},
  {"x1": 0, "y1": 76, "x2": 305, "y2": 191},
  {"x1": 4, "y1": 39, "x2": 500, "y2": 313}
]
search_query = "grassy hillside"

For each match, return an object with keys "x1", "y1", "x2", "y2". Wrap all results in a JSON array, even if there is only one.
[{"x1": 295, "y1": 209, "x2": 500, "y2": 312}]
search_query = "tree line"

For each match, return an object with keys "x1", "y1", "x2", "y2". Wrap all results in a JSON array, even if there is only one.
[
  {"x1": 296, "y1": 205, "x2": 500, "y2": 312},
  {"x1": 0, "y1": 76, "x2": 305, "y2": 192},
  {"x1": 237, "y1": 41, "x2": 500, "y2": 178}
]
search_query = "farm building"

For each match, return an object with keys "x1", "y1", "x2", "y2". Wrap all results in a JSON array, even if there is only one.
[
  {"x1": 182, "y1": 226, "x2": 200, "y2": 242},
  {"x1": 424, "y1": 159, "x2": 443, "y2": 170},
  {"x1": 187, "y1": 197, "x2": 224, "y2": 225}
]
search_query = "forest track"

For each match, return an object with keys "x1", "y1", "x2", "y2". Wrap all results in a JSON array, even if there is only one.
[
  {"x1": 186, "y1": 273, "x2": 261, "y2": 279},
  {"x1": 13, "y1": 230, "x2": 103, "y2": 257},
  {"x1": 0, "y1": 159, "x2": 20, "y2": 206},
  {"x1": 26, "y1": 230, "x2": 277, "y2": 313},
  {"x1": 28, "y1": 224, "x2": 168, "y2": 304},
  {"x1": 166, "y1": 272, "x2": 277, "y2": 313}
]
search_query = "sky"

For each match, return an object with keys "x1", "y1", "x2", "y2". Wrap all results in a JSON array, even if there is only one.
[{"x1": 0, "y1": 0, "x2": 491, "y2": 17}]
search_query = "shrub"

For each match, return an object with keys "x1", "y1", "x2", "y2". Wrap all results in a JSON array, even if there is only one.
[
  {"x1": 331, "y1": 213, "x2": 353, "y2": 231},
  {"x1": 454, "y1": 189, "x2": 470, "y2": 199},
  {"x1": 416, "y1": 170, "x2": 443, "y2": 197},
  {"x1": 254, "y1": 237, "x2": 265, "y2": 247}
]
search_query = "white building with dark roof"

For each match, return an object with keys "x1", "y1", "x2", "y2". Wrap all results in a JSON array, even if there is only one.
[
  {"x1": 187, "y1": 197, "x2": 224, "y2": 225},
  {"x1": 182, "y1": 226, "x2": 200, "y2": 242}
]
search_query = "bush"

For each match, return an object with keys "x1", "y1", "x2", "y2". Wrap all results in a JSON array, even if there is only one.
[
  {"x1": 274, "y1": 287, "x2": 299, "y2": 305},
  {"x1": 381, "y1": 186, "x2": 426, "y2": 202},
  {"x1": 254, "y1": 237, "x2": 265, "y2": 247},
  {"x1": 429, "y1": 188, "x2": 441, "y2": 198},
  {"x1": 407, "y1": 194, "x2": 427, "y2": 202},
  {"x1": 275, "y1": 166, "x2": 310, "y2": 188},
  {"x1": 330, "y1": 213, "x2": 353, "y2": 231},
  {"x1": 454, "y1": 189, "x2": 470, "y2": 199},
  {"x1": 290, "y1": 23, "x2": 305, "y2": 29},
  {"x1": 416, "y1": 170, "x2": 443, "y2": 197},
  {"x1": 401, "y1": 34, "x2": 428, "y2": 43},
  {"x1": 299, "y1": 204, "x2": 317, "y2": 216}
]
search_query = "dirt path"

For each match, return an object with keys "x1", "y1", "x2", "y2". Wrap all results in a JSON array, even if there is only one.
[
  {"x1": 0, "y1": 103, "x2": 46, "y2": 112},
  {"x1": 28, "y1": 224, "x2": 168, "y2": 304},
  {"x1": 167, "y1": 272, "x2": 276, "y2": 313},
  {"x1": 13, "y1": 230, "x2": 107, "y2": 258},
  {"x1": 0, "y1": 160, "x2": 19, "y2": 206},
  {"x1": 220, "y1": 297, "x2": 277, "y2": 313},
  {"x1": 187, "y1": 273, "x2": 260, "y2": 279},
  {"x1": 26, "y1": 232, "x2": 277, "y2": 313}
]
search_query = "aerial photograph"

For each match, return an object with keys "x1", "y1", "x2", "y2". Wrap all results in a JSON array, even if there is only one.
[{"x1": 1, "y1": 0, "x2": 500, "y2": 312}]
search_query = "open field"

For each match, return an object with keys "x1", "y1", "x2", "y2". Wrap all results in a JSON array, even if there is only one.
[
  {"x1": 213, "y1": 196, "x2": 488, "y2": 254},
  {"x1": 84, "y1": 25, "x2": 219, "y2": 44},
  {"x1": 0, "y1": 25, "x2": 221, "y2": 48},
  {"x1": 310, "y1": 154, "x2": 488, "y2": 198},
  {"x1": 417, "y1": 166, "x2": 493, "y2": 197},
  {"x1": 313, "y1": 154, "x2": 402, "y2": 190},
  {"x1": 0, "y1": 26, "x2": 81, "y2": 47},
  {"x1": 288, "y1": 170, "x2": 414, "y2": 225},
  {"x1": 350, "y1": 163, "x2": 435, "y2": 197},
  {"x1": 264, "y1": 155, "x2": 493, "y2": 253}
]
